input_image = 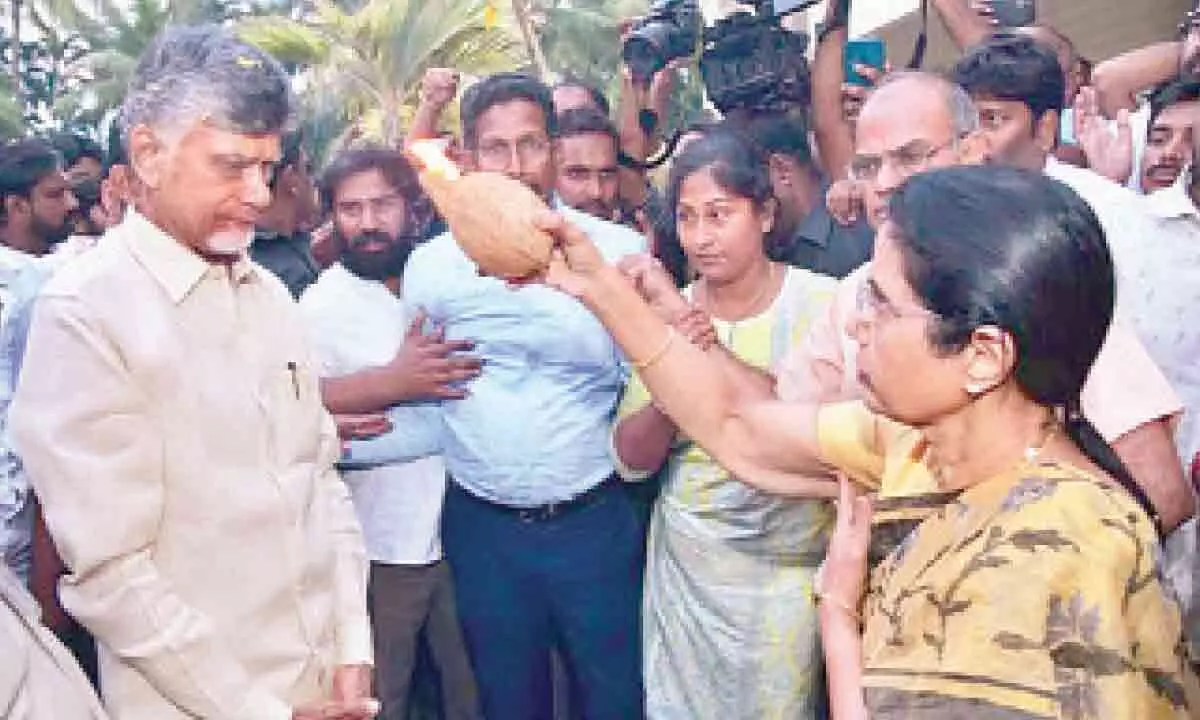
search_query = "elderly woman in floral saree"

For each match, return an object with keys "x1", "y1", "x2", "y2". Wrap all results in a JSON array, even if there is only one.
[{"x1": 530, "y1": 165, "x2": 1198, "y2": 718}]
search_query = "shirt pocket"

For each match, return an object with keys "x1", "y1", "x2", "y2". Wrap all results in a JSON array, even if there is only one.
[{"x1": 269, "y1": 355, "x2": 327, "y2": 467}]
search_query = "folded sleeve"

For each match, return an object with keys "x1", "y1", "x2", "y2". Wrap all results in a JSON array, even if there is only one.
[
  {"x1": 815, "y1": 401, "x2": 885, "y2": 491},
  {"x1": 10, "y1": 296, "x2": 291, "y2": 720},
  {"x1": 340, "y1": 404, "x2": 445, "y2": 468},
  {"x1": 1082, "y1": 317, "x2": 1182, "y2": 442}
]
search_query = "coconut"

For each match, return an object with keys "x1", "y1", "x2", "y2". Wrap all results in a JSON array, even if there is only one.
[{"x1": 418, "y1": 169, "x2": 554, "y2": 279}]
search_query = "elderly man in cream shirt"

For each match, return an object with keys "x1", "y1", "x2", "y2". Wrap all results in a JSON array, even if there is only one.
[{"x1": 8, "y1": 26, "x2": 376, "y2": 720}]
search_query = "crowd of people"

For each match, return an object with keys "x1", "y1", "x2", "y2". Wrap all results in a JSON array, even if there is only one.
[{"x1": 1, "y1": 0, "x2": 1199, "y2": 718}]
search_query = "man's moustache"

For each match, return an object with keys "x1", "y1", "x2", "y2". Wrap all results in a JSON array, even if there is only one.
[{"x1": 347, "y1": 232, "x2": 394, "y2": 248}]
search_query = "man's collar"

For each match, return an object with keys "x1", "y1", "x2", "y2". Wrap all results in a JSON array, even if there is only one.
[
  {"x1": 792, "y1": 202, "x2": 835, "y2": 249},
  {"x1": 0, "y1": 242, "x2": 34, "y2": 270},
  {"x1": 123, "y1": 209, "x2": 259, "y2": 304},
  {"x1": 331, "y1": 261, "x2": 403, "y2": 296},
  {"x1": 1144, "y1": 173, "x2": 1199, "y2": 220}
]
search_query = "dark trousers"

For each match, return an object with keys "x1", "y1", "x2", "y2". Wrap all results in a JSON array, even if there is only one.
[
  {"x1": 369, "y1": 560, "x2": 481, "y2": 720},
  {"x1": 442, "y1": 480, "x2": 644, "y2": 720}
]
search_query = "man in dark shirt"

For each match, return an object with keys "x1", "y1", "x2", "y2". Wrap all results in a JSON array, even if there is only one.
[
  {"x1": 251, "y1": 130, "x2": 321, "y2": 299},
  {"x1": 776, "y1": 187, "x2": 874, "y2": 278},
  {"x1": 728, "y1": 111, "x2": 873, "y2": 278}
]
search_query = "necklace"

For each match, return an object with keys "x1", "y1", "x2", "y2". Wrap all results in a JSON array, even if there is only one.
[
  {"x1": 1023, "y1": 419, "x2": 1059, "y2": 465},
  {"x1": 697, "y1": 262, "x2": 780, "y2": 323},
  {"x1": 929, "y1": 415, "x2": 1059, "y2": 488}
]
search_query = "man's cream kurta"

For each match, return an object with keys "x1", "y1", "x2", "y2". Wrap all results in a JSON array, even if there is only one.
[{"x1": 9, "y1": 211, "x2": 372, "y2": 719}]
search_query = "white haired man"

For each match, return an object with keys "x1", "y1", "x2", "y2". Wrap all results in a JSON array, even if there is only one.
[{"x1": 9, "y1": 26, "x2": 376, "y2": 720}]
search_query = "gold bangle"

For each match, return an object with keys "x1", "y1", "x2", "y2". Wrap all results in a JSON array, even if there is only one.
[
  {"x1": 634, "y1": 327, "x2": 676, "y2": 372},
  {"x1": 814, "y1": 590, "x2": 862, "y2": 624}
]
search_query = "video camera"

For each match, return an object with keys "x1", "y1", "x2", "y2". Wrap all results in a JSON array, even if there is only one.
[
  {"x1": 621, "y1": 0, "x2": 823, "y2": 115},
  {"x1": 622, "y1": 0, "x2": 702, "y2": 87}
]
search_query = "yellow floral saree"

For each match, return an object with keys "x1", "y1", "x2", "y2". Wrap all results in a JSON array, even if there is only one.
[{"x1": 818, "y1": 402, "x2": 1199, "y2": 718}]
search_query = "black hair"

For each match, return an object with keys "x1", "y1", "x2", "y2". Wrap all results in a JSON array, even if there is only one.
[
  {"x1": 722, "y1": 111, "x2": 813, "y2": 167},
  {"x1": 104, "y1": 118, "x2": 128, "y2": 170},
  {"x1": 644, "y1": 188, "x2": 690, "y2": 288},
  {"x1": 72, "y1": 176, "x2": 101, "y2": 214},
  {"x1": 555, "y1": 107, "x2": 619, "y2": 149},
  {"x1": 47, "y1": 132, "x2": 102, "y2": 170},
  {"x1": 0, "y1": 139, "x2": 61, "y2": 224},
  {"x1": 953, "y1": 33, "x2": 1065, "y2": 122},
  {"x1": 1149, "y1": 77, "x2": 1200, "y2": 127},
  {"x1": 269, "y1": 128, "x2": 306, "y2": 192},
  {"x1": 319, "y1": 144, "x2": 434, "y2": 236},
  {"x1": 666, "y1": 128, "x2": 774, "y2": 215},
  {"x1": 888, "y1": 165, "x2": 1159, "y2": 534},
  {"x1": 461, "y1": 72, "x2": 556, "y2": 148},
  {"x1": 553, "y1": 75, "x2": 610, "y2": 116}
]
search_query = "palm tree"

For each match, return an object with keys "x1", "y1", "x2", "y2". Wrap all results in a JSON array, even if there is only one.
[
  {"x1": 535, "y1": 0, "x2": 645, "y2": 90},
  {"x1": 38, "y1": 0, "x2": 173, "y2": 121},
  {"x1": 0, "y1": 75, "x2": 23, "y2": 138},
  {"x1": 239, "y1": 0, "x2": 523, "y2": 153},
  {"x1": 32, "y1": 0, "x2": 259, "y2": 127},
  {"x1": 8, "y1": 0, "x2": 21, "y2": 88}
]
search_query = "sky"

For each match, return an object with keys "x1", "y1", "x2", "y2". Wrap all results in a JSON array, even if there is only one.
[{"x1": 848, "y1": 0, "x2": 920, "y2": 33}]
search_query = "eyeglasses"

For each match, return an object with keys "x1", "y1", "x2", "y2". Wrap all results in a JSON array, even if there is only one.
[
  {"x1": 856, "y1": 277, "x2": 934, "y2": 324},
  {"x1": 848, "y1": 138, "x2": 958, "y2": 183},
  {"x1": 475, "y1": 135, "x2": 551, "y2": 168}
]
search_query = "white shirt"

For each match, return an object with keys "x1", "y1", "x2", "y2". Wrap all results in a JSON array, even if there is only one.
[
  {"x1": 0, "y1": 245, "x2": 33, "y2": 327},
  {"x1": 1045, "y1": 157, "x2": 1161, "y2": 314},
  {"x1": 1132, "y1": 179, "x2": 1200, "y2": 465},
  {"x1": 299, "y1": 263, "x2": 447, "y2": 566},
  {"x1": 10, "y1": 211, "x2": 370, "y2": 720},
  {"x1": 1127, "y1": 103, "x2": 1152, "y2": 194},
  {"x1": 1046, "y1": 158, "x2": 1199, "y2": 462}
]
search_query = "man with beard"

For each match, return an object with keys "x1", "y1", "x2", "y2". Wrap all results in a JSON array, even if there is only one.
[
  {"x1": 554, "y1": 108, "x2": 621, "y2": 222},
  {"x1": 1137, "y1": 79, "x2": 1200, "y2": 195},
  {"x1": 0, "y1": 139, "x2": 76, "y2": 593},
  {"x1": 297, "y1": 146, "x2": 480, "y2": 720},
  {"x1": 1132, "y1": 118, "x2": 1200, "y2": 666},
  {"x1": 0, "y1": 140, "x2": 77, "y2": 263},
  {"x1": 351, "y1": 73, "x2": 648, "y2": 720}
]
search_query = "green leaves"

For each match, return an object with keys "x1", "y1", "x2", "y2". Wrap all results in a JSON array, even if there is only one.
[{"x1": 238, "y1": 0, "x2": 523, "y2": 155}]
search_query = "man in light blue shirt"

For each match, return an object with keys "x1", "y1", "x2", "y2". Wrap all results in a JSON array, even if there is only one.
[{"x1": 351, "y1": 73, "x2": 646, "y2": 720}]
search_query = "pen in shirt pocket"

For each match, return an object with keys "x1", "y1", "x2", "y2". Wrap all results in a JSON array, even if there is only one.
[{"x1": 287, "y1": 361, "x2": 300, "y2": 399}]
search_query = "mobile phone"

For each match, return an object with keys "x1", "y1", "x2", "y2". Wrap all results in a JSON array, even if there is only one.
[
  {"x1": 990, "y1": 0, "x2": 1036, "y2": 27},
  {"x1": 844, "y1": 38, "x2": 886, "y2": 87}
]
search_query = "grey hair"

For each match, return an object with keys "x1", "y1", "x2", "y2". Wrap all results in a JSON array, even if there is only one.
[
  {"x1": 875, "y1": 70, "x2": 980, "y2": 136},
  {"x1": 120, "y1": 24, "x2": 293, "y2": 148}
]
